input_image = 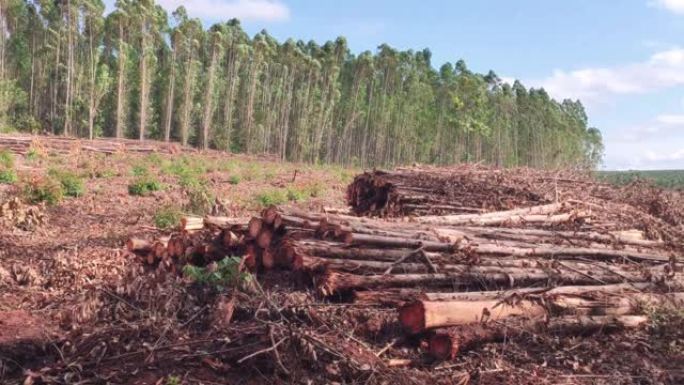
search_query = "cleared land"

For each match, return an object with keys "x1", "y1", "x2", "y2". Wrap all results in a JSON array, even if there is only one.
[{"x1": 0, "y1": 135, "x2": 683, "y2": 385}]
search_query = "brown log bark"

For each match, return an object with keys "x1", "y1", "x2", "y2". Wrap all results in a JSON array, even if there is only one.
[{"x1": 428, "y1": 315, "x2": 649, "y2": 360}]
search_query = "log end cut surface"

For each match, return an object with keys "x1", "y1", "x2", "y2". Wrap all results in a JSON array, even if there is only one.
[{"x1": 399, "y1": 301, "x2": 426, "y2": 335}]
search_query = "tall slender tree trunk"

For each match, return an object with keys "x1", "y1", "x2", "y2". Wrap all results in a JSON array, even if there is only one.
[
  {"x1": 201, "y1": 42, "x2": 218, "y2": 149},
  {"x1": 138, "y1": 19, "x2": 147, "y2": 141},
  {"x1": 245, "y1": 59, "x2": 259, "y2": 153},
  {"x1": 63, "y1": 0, "x2": 73, "y2": 136},
  {"x1": 163, "y1": 47, "x2": 176, "y2": 142},
  {"x1": 180, "y1": 49, "x2": 195, "y2": 146},
  {"x1": 222, "y1": 56, "x2": 240, "y2": 152},
  {"x1": 115, "y1": 22, "x2": 126, "y2": 139},
  {"x1": 88, "y1": 21, "x2": 96, "y2": 140}
]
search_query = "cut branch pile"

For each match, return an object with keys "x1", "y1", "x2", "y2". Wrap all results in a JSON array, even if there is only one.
[{"x1": 347, "y1": 166, "x2": 548, "y2": 217}]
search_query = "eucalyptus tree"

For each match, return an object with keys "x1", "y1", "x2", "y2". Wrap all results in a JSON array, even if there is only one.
[
  {"x1": 174, "y1": 7, "x2": 201, "y2": 146},
  {"x1": 0, "y1": 0, "x2": 604, "y2": 170}
]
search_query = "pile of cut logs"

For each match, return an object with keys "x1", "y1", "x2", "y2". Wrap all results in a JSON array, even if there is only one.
[
  {"x1": 347, "y1": 166, "x2": 548, "y2": 217},
  {"x1": 127, "y1": 167, "x2": 684, "y2": 363}
]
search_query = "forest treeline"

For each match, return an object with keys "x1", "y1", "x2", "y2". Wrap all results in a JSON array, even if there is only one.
[{"x1": 0, "y1": 0, "x2": 603, "y2": 168}]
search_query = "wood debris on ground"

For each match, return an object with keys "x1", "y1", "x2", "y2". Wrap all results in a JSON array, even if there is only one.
[{"x1": 118, "y1": 164, "x2": 684, "y2": 383}]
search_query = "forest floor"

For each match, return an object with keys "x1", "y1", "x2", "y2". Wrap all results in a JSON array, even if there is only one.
[{"x1": 0, "y1": 135, "x2": 683, "y2": 385}]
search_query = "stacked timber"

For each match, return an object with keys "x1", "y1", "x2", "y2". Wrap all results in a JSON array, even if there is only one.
[
  {"x1": 240, "y1": 200, "x2": 682, "y2": 362},
  {"x1": 125, "y1": 165, "x2": 684, "y2": 365},
  {"x1": 126, "y1": 215, "x2": 251, "y2": 271},
  {"x1": 347, "y1": 166, "x2": 548, "y2": 216}
]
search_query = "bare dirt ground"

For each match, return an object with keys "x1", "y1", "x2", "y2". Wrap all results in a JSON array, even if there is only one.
[{"x1": 0, "y1": 137, "x2": 683, "y2": 385}]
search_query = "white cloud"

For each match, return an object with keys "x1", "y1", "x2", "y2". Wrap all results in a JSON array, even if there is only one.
[
  {"x1": 537, "y1": 47, "x2": 684, "y2": 103},
  {"x1": 157, "y1": 0, "x2": 290, "y2": 22},
  {"x1": 655, "y1": 114, "x2": 684, "y2": 125},
  {"x1": 652, "y1": 0, "x2": 684, "y2": 14},
  {"x1": 644, "y1": 148, "x2": 684, "y2": 162}
]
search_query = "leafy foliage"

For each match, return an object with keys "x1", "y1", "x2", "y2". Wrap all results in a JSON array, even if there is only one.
[
  {"x1": 154, "y1": 205, "x2": 183, "y2": 229},
  {"x1": 49, "y1": 169, "x2": 85, "y2": 197},
  {"x1": 254, "y1": 189, "x2": 288, "y2": 207},
  {"x1": 22, "y1": 177, "x2": 64, "y2": 205},
  {"x1": 0, "y1": 150, "x2": 17, "y2": 184},
  {"x1": 0, "y1": 169, "x2": 17, "y2": 184},
  {"x1": 182, "y1": 257, "x2": 251, "y2": 289},
  {"x1": 128, "y1": 177, "x2": 163, "y2": 196}
]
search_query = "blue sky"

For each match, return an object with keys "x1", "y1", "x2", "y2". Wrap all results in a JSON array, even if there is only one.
[{"x1": 105, "y1": 0, "x2": 684, "y2": 170}]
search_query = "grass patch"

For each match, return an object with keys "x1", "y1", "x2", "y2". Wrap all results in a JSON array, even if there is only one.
[
  {"x1": 128, "y1": 177, "x2": 163, "y2": 196},
  {"x1": 26, "y1": 148, "x2": 40, "y2": 162},
  {"x1": 0, "y1": 169, "x2": 17, "y2": 184},
  {"x1": 22, "y1": 177, "x2": 64, "y2": 205},
  {"x1": 48, "y1": 169, "x2": 85, "y2": 197},
  {"x1": 0, "y1": 149, "x2": 14, "y2": 169},
  {"x1": 154, "y1": 205, "x2": 183, "y2": 230},
  {"x1": 228, "y1": 175, "x2": 240, "y2": 185},
  {"x1": 131, "y1": 164, "x2": 149, "y2": 177},
  {"x1": 254, "y1": 189, "x2": 288, "y2": 207}
]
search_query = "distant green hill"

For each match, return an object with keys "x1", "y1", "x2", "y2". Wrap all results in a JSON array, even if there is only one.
[{"x1": 596, "y1": 170, "x2": 684, "y2": 189}]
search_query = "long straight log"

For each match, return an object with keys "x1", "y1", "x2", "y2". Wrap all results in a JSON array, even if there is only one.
[
  {"x1": 204, "y1": 216, "x2": 250, "y2": 229},
  {"x1": 399, "y1": 299, "x2": 545, "y2": 334},
  {"x1": 428, "y1": 315, "x2": 649, "y2": 360},
  {"x1": 298, "y1": 256, "x2": 644, "y2": 285},
  {"x1": 414, "y1": 203, "x2": 565, "y2": 225},
  {"x1": 352, "y1": 283, "x2": 656, "y2": 306},
  {"x1": 460, "y1": 227, "x2": 663, "y2": 248},
  {"x1": 400, "y1": 292, "x2": 683, "y2": 334}
]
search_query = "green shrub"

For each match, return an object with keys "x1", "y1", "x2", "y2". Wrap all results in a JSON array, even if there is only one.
[
  {"x1": 304, "y1": 182, "x2": 324, "y2": 198},
  {"x1": 26, "y1": 148, "x2": 40, "y2": 162},
  {"x1": 254, "y1": 189, "x2": 288, "y2": 207},
  {"x1": 154, "y1": 205, "x2": 183, "y2": 230},
  {"x1": 49, "y1": 169, "x2": 85, "y2": 197},
  {"x1": 95, "y1": 168, "x2": 117, "y2": 178},
  {"x1": 131, "y1": 164, "x2": 149, "y2": 177},
  {"x1": 23, "y1": 177, "x2": 64, "y2": 205},
  {"x1": 185, "y1": 184, "x2": 214, "y2": 215},
  {"x1": 0, "y1": 149, "x2": 14, "y2": 169},
  {"x1": 0, "y1": 169, "x2": 17, "y2": 184},
  {"x1": 286, "y1": 187, "x2": 306, "y2": 202},
  {"x1": 128, "y1": 177, "x2": 163, "y2": 196},
  {"x1": 228, "y1": 175, "x2": 240, "y2": 185},
  {"x1": 183, "y1": 256, "x2": 251, "y2": 289}
]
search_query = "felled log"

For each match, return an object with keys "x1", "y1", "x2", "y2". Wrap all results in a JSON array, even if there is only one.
[
  {"x1": 352, "y1": 283, "x2": 657, "y2": 307},
  {"x1": 428, "y1": 315, "x2": 649, "y2": 360},
  {"x1": 414, "y1": 203, "x2": 577, "y2": 226},
  {"x1": 204, "y1": 216, "x2": 250, "y2": 229},
  {"x1": 399, "y1": 299, "x2": 544, "y2": 334},
  {"x1": 399, "y1": 292, "x2": 683, "y2": 334},
  {"x1": 300, "y1": 256, "x2": 648, "y2": 286},
  {"x1": 126, "y1": 237, "x2": 153, "y2": 252},
  {"x1": 180, "y1": 216, "x2": 203, "y2": 231}
]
